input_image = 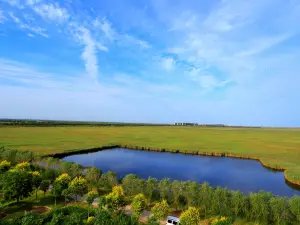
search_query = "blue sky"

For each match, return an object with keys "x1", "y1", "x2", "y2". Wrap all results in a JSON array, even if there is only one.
[{"x1": 0, "y1": 0, "x2": 300, "y2": 126}]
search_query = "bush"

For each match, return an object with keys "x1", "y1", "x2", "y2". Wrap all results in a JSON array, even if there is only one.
[
  {"x1": 21, "y1": 212, "x2": 44, "y2": 225},
  {"x1": 0, "y1": 160, "x2": 11, "y2": 173},
  {"x1": 211, "y1": 216, "x2": 233, "y2": 225},
  {"x1": 180, "y1": 207, "x2": 201, "y2": 225},
  {"x1": 87, "y1": 216, "x2": 95, "y2": 224},
  {"x1": 132, "y1": 193, "x2": 147, "y2": 216}
]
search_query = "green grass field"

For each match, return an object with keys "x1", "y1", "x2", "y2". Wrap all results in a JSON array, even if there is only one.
[{"x1": 1, "y1": 126, "x2": 300, "y2": 184}]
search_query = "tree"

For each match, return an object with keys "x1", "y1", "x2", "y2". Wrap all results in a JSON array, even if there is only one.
[
  {"x1": 146, "y1": 177, "x2": 157, "y2": 204},
  {"x1": 158, "y1": 178, "x2": 171, "y2": 200},
  {"x1": 101, "y1": 171, "x2": 117, "y2": 189},
  {"x1": 249, "y1": 191, "x2": 270, "y2": 222},
  {"x1": 231, "y1": 191, "x2": 247, "y2": 217},
  {"x1": 151, "y1": 200, "x2": 169, "y2": 220},
  {"x1": 54, "y1": 173, "x2": 71, "y2": 190},
  {"x1": 270, "y1": 197, "x2": 289, "y2": 225},
  {"x1": 70, "y1": 164, "x2": 83, "y2": 177},
  {"x1": 183, "y1": 181, "x2": 199, "y2": 207},
  {"x1": 211, "y1": 187, "x2": 231, "y2": 216},
  {"x1": 87, "y1": 190, "x2": 99, "y2": 217},
  {"x1": 199, "y1": 182, "x2": 212, "y2": 218},
  {"x1": 0, "y1": 160, "x2": 11, "y2": 173},
  {"x1": 171, "y1": 180, "x2": 183, "y2": 210},
  {"x1": 52, "y1": 173, "x2": 72, "y2": 205},
  {"x1": 86, "y1": 167, "x2": 102, "y2": 184},
  {"x1": 180, "y1": 207, "x2": 201, "y2": 225},
  {"x1": 31, "y1": 171, "x2": 42, "y2": 200},
  {"x1": 132, "y1": 193, "x2": 147, "y2": 216},
  {"x1": 40, "y1": 180, "x2": 50, "y2": 196},
  {"x1": 290, "y1": 195, "x2": 300, "y2": 222},
  {"x1": 62, "y1": 188, "x2": 72, "y2": 205},
  {"x1": 2, "y1": 169, "x2": 34, "y2": 202},
  {"x1": 105, "y1": 185, "x2": 125, "y2": 212},
  {"x1": 122, "y1": 174, "x2": 139, "y2": 196},
  {"x1": 68, "y1": 176, "x2": 88, "y2": 201},
  {"x1": 41, "y1": 168, "x2": 57, "y2": 182}
]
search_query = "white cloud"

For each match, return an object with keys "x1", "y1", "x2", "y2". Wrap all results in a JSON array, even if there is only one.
[
  {"x1": 8, "y1": 12, "x2": 48, "y2": 37},
  {"x1": 27, "y1": 33, "x2": 34, "y2": 37},
  {"x1": 122, "y1": 34, "x2": 151, "y2": 49},
  {"x1": 33, "y1": 3, "x2": 69, "y2": 23},
  {"x1": 94, "y1": 18, "x2": 116, "y2": 41},
  {"x1": 74, "y1": 26, "x2": 108, "y2": 81},
  {"x1": 161, "y1": 57, "x2": 175, "y2": 72}
]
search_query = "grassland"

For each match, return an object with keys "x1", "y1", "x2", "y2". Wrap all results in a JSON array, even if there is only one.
[{"x1": 1, "y1": 126, "x2": 300, "y2": 185}]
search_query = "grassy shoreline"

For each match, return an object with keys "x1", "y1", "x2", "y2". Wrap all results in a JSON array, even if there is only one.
[{"x1": 1, "y1": 126, "x2": 300, "y2": 187}]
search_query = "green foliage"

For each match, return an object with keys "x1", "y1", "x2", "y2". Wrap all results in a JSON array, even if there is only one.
[
  {"x1": 249, "y1": 191, "x2": 271, "y2": 222},
  {"x1": 21, "y1": 212, "x2": 44, "y2": 225},
  {"x1": 145, "y1": 216, "x2": 160, "y2": 225},
  {"x1": 2, "y1": 169, "x2": 34, "y2": 202},
  {"x1": 180, "y1": 207, "x2": 201, "y2": 225},
  {"x1": 145, "y1": 177, "x2": 157, "y2": 204},
  {"x1": 70, "y1": 164, "x2": 83, "y2": 177},
  {"x1": 183, "y1": 181, "x2": 199, "y2": 207},
  {"x1": 68, "y1": 176, "x2": 88, "y2": 201},
  {"x1": 87, "y1": 216, "x2": 95, "y2": 224},
  {"x1": 269, "y1": 197, "x2": 289, "y2": 225},
  {"x1": 151, "y1": 199, "x2": 169, "y2": 220},
  {"x1": 211, "y1": 187, "x2": 232, "y2": 216},
  {"x1": 231, "y1": 191, "x2": 247, "y2": 217},
  {"x1": 86, "y1": 167, "x2": 102, "y2": 184},
  {"x1": 211, "y1": 216, "x2": 233, "y2": 225},
  {"x1": 31, "y1": 171, "x2": 42, "y2": 199},
  {"x1": 87, "y1": 190, "x2": 99, "y2": 205},
  {"x1": 101, "y1": 171, "x2": 117, "y2": 189},
  {"x1": 199, "y1": 181, "x2": 213, "y2": 218},
  {"x1": 171, "y1": 180, "x2": 183, "y2": 210},
  {"x1": 131, "y1": 193, "x2": 147, "y2": 216},
  {"x1": 41, "y1": 168, "x2": 57, "y2": 182},
  {"x1": 122, "y1": 174, "x2": 139, "y2": 195},
  {"x1": 0, "y1": 148, "x2": 35, "y2": 164},
  {"x1": 290, "y1": 195, "x2": 300, "y2": 222},
  {"x1": 0, "y1": 160, "x2": 11, "y2": 173},
  {"x1": 40, "y1": 180, "x2": 50, "y2": 196},
  {"x1": 49, "y1": 212, "x2": 65, "y2": 225},
  {"x1": 158, "y1": 178, "x2": 171, "y2": 200},
  {"x1": 15, "y1": 161, "x2": 31, "y2": 171},
  {"x1": 55, "y1": 173, "x2": 72, "y2": 188},
  {"x1": 105, "y1": 185, "x2": 125, "y2": 212}
]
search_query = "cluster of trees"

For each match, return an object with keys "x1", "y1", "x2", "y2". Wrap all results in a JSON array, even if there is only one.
[
  {"x1": 1, "y1": 148, "x2": 300, "y2": 225},
  {"x1": 119, "y1": 174, "x2": 300, "y2": 224},
  {"x1": 0, "y1": 119, "x2": 170, "y2": 127}
]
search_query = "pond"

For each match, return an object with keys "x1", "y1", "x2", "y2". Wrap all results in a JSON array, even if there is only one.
[{"x1": 62, "y1": 148, "x2": 300, "y2": 197}]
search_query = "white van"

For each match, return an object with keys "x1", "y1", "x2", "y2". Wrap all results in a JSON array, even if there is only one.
[{"x1": 166, "y1": 216, "x2": 180, "y2": 225}]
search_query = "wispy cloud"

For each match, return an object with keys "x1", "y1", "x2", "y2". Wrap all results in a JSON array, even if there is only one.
[
  {"x1": 32, "y1": 2, "x2": 69, "y2": 23},
  {"x1": 94, "y1": 17, "x2": 116, "y2": 41},
  {"x1": 8, "y1": 12, "x2": 48, "y2": 37}
]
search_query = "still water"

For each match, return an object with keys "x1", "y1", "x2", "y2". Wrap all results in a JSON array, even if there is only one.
[{"x1": 63, "y1": 148, "x2": 300, "y2": 197}]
